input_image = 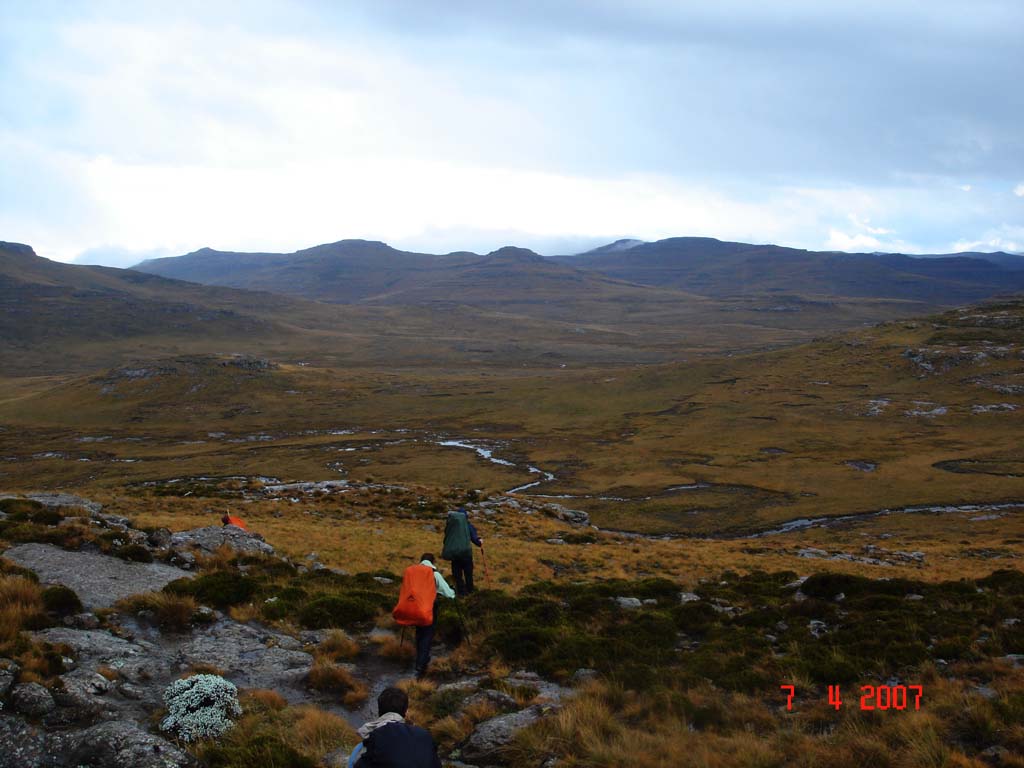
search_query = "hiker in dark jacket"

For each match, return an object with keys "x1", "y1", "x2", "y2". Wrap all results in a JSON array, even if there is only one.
[
  {"x1": 440, "y1": 507, "x2": 482, "y2": 596},
  {"x1": 349, "y1": 687, "x2": 441, "y2": 768}
]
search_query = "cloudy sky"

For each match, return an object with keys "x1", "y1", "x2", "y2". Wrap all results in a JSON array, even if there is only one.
[{"x1": 2, "y1": 0, "x2": 1022, "y2": 265}]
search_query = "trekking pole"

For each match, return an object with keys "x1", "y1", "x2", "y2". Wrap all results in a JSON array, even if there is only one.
[
  {"x1": 400, "y1": 626, "x2": 407, "y2": 648},
  {"x1": 453, "y1": 599, "x2": 472, "y2": 648},
  {"x1": 480, "y1": 546, "x2": 492, "y2": 587}
]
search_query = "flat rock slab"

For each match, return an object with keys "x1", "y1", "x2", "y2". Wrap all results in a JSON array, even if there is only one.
[
  {"x1": 3, "y1": 544, "x2": 192, "y2": 609},
  {"x1": 177, "y1": 620, "x2": 313, "y2": 697}
]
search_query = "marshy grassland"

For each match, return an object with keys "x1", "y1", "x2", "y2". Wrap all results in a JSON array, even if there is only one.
[{"x1": 1, "y1": 298, "x2": 1023, "y2": 766}]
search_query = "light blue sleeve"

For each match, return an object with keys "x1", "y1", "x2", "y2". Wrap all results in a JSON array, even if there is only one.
[
  {"x1": 434, "y1": 570, "x2": 456, "y2": 600},
  {"x1": 347, "y1": 742, "x2": 364, "y2": 768}
]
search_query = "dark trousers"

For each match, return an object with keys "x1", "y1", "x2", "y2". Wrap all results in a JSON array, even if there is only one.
[
  {"x1": 451, "y1": 554, "x2": 474, "y2": 596},
  {"x1": 415, "y1": 621, "x2": 435, "y2": 674}
]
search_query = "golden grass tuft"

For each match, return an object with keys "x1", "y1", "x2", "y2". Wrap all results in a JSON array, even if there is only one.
[
  {"x1": 115, "y1": 591, "x2": 198, "y2": 631},
  {"x1": 428, "y1": 714, "x2": 473, "y2": 746},
  {"x1": 0, "y1": 575, "x2": 45, "y2": 645},
  {"x1": 194, "y1": 545, "x2": 237, "y2": 572},
  {"x1": 228, "y1": 602, "x2": 262, "y2": 623},
  {"x1": 242, "y1": 688, "x2": 288, "y2": 712},
  {"x1": 292, "y1": 705, "x2": 359, "y2": 755},
  {"x1": 374, "y1": 635, "x2": 415, "y2": 662},
  {"x1": 317, "y1": 629, "x2": 360, "y2": 661},
  {"x1": 306, "y1": 660, "x2": 369, "y2": 709}
]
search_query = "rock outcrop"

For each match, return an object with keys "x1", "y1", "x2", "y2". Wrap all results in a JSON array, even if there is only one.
[
  {"x1": 3, "y1": 543, "x2": 193, "y2": 609},
  {"x1": 170, "y1": 525, "x2": 275, "y2": 555},
  {"x1": 461, "y1": 704, "x2": 551, "y2": 764}
]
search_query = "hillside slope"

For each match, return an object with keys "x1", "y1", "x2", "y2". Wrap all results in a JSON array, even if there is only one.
[{"x1": 556, "y1": 236, "x2": 1024, "y2": 303}]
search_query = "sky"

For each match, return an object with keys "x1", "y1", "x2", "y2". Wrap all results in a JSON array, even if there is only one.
[{"x1": 1, "y1": 0, "x2": 1022, "y2": 266}]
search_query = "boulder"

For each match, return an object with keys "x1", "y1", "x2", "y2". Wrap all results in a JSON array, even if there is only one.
[
  {"x1": 678, "y1": 592, "x2": 701, "y2": 604},
  {"x1": 3, "y1": 544, "x2": 192, "y2": 609},
  {"x1": 613, "y1": 597, "x2": 642, "y2": 610},
  {"x1": 148, "y1": 528, "x2": 173, "y2": 549},
  {"x1": 11, "y1": 682, "x2": 56, "y2": 717},
  {"x1": 170, "y1": 525, "x2": 275, "y2": 556},
  {"x1": 46, "y1": 672, "x2": 110, "y2": 725},
  {"x1": 462, "y1": 705, "x2": 549, "y2": 764},
  {"x1": 62, "y1": 721, "x2": 196, "y2": 768},
  {"x1": 0, "y1": 714, "x2": 60, "y2": 768},
  {"x1": 33, "y1": 627, "x2": 153, "y2": 665},
  {"x1": 464, "y1": 688, "x2": 518, "y2": 712},
  {"x1": 63, "y1": 613, "x2": 100, "y2": 630},
  {"x1": 0, "y1": 659, "x2": 19, "y2": 698},
  {"x1": 542, "y1": 504, "x2": 590, "y2": 526}
]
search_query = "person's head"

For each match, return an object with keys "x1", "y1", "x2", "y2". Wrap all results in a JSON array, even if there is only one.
[
  {"x1": 420, "y1": 552, "x2": 435, "y2": 565},
  {"x1": 377, "y1": 686, "x2": 408, "y2": 718},
  {"x1": 457, "y1": 506, "x2": 467, "y2": 515},
  {"x1": 221, "y1": 514, "x2": 230, "y2": 525}
]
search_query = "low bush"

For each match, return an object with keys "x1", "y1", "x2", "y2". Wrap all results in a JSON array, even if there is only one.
[
  {"x1": 115, "y1": 544, "x2": 153, "y2": 563},
  {"x1": 298, "y1": 595, "x2": 379, "y2": 629},
  {"x1": 167, "y1": 572, "x2": 258, "y2": 609},
  {"x1": 116, "y1": 592, "x2": 198, "y2": 632},
  {"x1": 41, "y1": 585, "x2": 82, "y2": 615}
]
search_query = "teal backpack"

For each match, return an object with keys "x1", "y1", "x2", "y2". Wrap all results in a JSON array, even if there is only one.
[{"x1": 441, "y1": 512, "x2": 472, "y2": 560}]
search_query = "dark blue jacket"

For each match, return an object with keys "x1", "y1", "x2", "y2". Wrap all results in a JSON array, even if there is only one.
[
  {"x1": 460, "y1": 508, "x2": 482, "y2": 547},
  {"x1": 354, "y1": 721, "x2": 441, "y2": 768}
]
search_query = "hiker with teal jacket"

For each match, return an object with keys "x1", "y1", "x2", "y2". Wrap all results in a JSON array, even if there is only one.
[{"x1": 441, "y1": 507, "x2": 482, "y2": 596}]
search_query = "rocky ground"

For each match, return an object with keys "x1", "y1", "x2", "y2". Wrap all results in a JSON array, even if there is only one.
[{"x1": 0, "y1": 494, "x2": 570, "y2": 768}]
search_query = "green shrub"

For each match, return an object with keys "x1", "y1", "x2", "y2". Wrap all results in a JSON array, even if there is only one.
[
  {"x1": 0, "y1": 498, "x2": 45, "y2": 518},
  {"x1": 115, "y1": 544, "x2": 154, "y2": 563},
  {"x1": 30, "y1": 508, "x2": 64, "y2": 526},
  {"x1": 298, "y1": 595, "x2": 379, "y2": 629},
  {"x1": 42, "y1": 585, "x2": 82, "y2": 615},
  {"x1": 487, "y1": 622, "x2": 559, "y2": 663},
  {"x1": 978, "y1": 569, "x2": 1024, "y2": 594},
  {"x1": 167, "y1": 572, "x2": 258, "y2": 608},
  {"x1": 672, "y1": 602, "x2": 718, "y2": 634}
]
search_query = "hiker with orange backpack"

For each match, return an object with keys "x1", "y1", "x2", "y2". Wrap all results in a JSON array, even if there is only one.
[
  {"x1": 220, "y1": 513, "x2": 247, "y2": 530},
  {"x1": 392, "y1": 553, "x2": 455, "y2": 678}
]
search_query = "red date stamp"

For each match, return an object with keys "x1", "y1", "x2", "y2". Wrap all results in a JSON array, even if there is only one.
[{"x1": 780, "y1": 684, "x2": 923, "y2": 711}]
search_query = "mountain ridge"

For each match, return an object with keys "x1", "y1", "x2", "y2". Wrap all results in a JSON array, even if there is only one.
[{"x1": 134, "y1": 236, "x2": 1024, "y2": 306}]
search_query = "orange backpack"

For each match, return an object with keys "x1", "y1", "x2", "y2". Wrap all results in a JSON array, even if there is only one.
[
  {"x1": 223, "y1": 515, "x2": 247, "y2": 530},
  {"x1": 393, "y1": 564, "x2": 437, "y2": 627}
]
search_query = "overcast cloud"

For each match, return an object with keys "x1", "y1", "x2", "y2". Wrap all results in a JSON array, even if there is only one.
[{"x1": 1, "y1": 0, "x2": 1022, "y2": 264}]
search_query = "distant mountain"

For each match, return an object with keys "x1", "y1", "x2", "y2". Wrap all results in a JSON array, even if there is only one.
[
  {"x1": 138, "y1": 236, "x2": 1024, "y2": 309},
  {"x1": 18, "y1": 240, "x2": 923, "y2": 375},
  {"x1": 0, "y1": 241, "x2": 359, "y2": 374},
  {"x1": 135, "y1": 240, "x2": 680, "y2": 314},
  {"x1": 555, "y1": 237, "x2": 1024, "y2": 304}
]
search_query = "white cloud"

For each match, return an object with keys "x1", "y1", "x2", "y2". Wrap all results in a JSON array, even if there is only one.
[
  {"x1": 960, "y1": 184, "x2": 972, "y2": 192},
  {"x1": 3, "y1": 12, "x2": 1019, "y2": 263},
  {"x1": 1015, "y1": 184, "x2": 1024, "y2": 197},
  {"x1": 847, "y1": 213, "x2": 891, "y2": 235},
  {"x1": 826, "y1": 229, "x2": 881, "y2": 251}
]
